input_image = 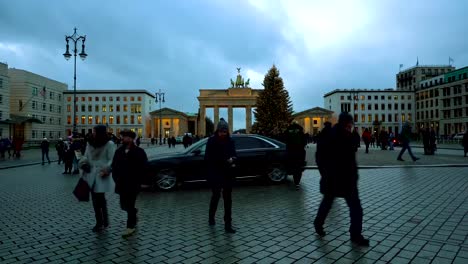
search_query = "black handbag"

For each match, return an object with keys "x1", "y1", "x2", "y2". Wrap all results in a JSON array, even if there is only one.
[{"x1": 73, "y1": 178, "x2": 90, "y2": 202}]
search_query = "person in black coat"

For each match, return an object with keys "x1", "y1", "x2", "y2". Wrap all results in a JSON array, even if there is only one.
[
  {"x1": 284, "y1": 121, "x2": 307, "y2": 190},
  {"x1": 314, "y1": 112, "x2": 369, "y2": 246},
  {"x1": 112, "y1": 129, "x2": 148, "y2": 238},
  {"x1": 463, "y1": 130, "x2": 468, "y2": 157},
  {"x1": 205, "y1": 118, "x2": 237, "y2": 233},
  {"x1": 40, "y1": 138, "x2": 50, "y2": 165}
]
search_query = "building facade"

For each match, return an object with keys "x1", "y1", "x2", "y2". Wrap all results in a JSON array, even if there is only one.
[
  {"x1": 324, "y1": 89, "x2": 415, "y2": 135},
  {"x1": 63, "y1": 90, "x2": 155, "y2": 137},
  {"x1": 8, "y1": 68, "x2": 67, "y2": 141},
  {"x1": 0, "y1": 63, "x2": 10, "y2": 137},
  {"x1": 396, "y1": 65, "x2": 455, "y2": 91},
  {"x1": 416, "y1": 66, "x2": 468, "y2": 136},
  {"x1": 292, "y1": 107, "x2": 333, "y2": 135},
  {"x1": 149, "y1": 108, "x2": 198, "y2": 139}
]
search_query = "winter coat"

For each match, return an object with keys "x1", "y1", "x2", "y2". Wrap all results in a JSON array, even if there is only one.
[
  {"x1": 40, "y1": 140, "x2": 49, "y2": 152},
  {"x1": 111, "y1": 145, "x2": 148, "y2": 194},
  {"x1": 362, "y1": 131, "x2": 371, "y2": 144},
  {"x1": 205, "y1": 135, "x2": 237, "y2": 188},
  {"x1": 79, "y1": 141, "x2": 116, "y2": 193},
  {"x1": 463, "y1": 132, "x2": 468, "y2": 152},
  {"x1": 317, "y1": 124, "x2": 359, "y2": 197},
  {"x1": 284, "y1": 123, "x2": 307, "y2": 170}
]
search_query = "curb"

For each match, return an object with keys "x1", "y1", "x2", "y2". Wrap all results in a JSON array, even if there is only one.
[
  {"x1": 0, "y1": 160, "x2": 59, "y2": 170},
  {"x1": 304, "y1": 164, "x2": 468, "y2": 170}
]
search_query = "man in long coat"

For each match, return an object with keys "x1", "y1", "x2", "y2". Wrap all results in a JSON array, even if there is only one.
[{"x1": 314, "y1": 112, "x2": 369, "y2": 246}]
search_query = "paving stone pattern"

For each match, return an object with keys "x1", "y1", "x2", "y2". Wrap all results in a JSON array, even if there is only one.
[{"x1": 0, "y1": 164, "x2": 467, "y2": 263}]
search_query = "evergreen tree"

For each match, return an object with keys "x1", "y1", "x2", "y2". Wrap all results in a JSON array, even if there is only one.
[
  {"x1": 205, "y1": 117, "x2": 214, "y2": 136},
  {"x1": 252, "y1": 65, "x2": 293, "y2": 138}
]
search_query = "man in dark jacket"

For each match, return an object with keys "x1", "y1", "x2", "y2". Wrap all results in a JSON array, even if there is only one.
[
  {"x1": 55, "y1": 138, "x2": 65, "y2": 165},
  {"x1": 112, "y1": 129, "x2": 148, "y2": 238},
  {"x1": 205, "y1": 118, "x2": 237, "y2": 233},
  {"x1": 40, "y1": 138, "x2": 50, "y2": 165},
  {"x1": 314, "y1": 112, "x2": 369, "y2": 246},
  {"x1": 284, "y1": 121, "x2": 307, "y2": 190}
]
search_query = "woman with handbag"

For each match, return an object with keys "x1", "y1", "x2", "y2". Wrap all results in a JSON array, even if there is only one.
[{"x1": 79, "y1": 125, "x2": 116, "y2": 232}]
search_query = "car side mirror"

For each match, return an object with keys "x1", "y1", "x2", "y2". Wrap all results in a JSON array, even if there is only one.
[{"x1": 192, "y1": 149, "x2": 202, "y2": 156}]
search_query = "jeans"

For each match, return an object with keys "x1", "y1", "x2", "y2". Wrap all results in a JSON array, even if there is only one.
[
  {"x1": 209, "y1": 187, "x2": 232, "y2": 225},
  {"x1": 398, "y1": 142, "x2": 417, "y2": 160},
  {"x1": 120, "y1": 192, "x2": 138, "y2": 228},
  {"x1": 42, "y1": 150, "x2": 50, "y2": 163},
  {"x1": 91, "y1": 192, "x2": 108, "y2": 227},
  {"x1": 315, "y1": 192, "x2": 363, "y2": 236}
]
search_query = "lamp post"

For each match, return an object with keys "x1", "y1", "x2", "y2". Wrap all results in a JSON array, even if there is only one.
[
  {"x1": 63, "y1": 27, "x2": 87, "y2": 135},
  {"x1": 155, "y1": 89, "x2": 165, "y2": 145}
]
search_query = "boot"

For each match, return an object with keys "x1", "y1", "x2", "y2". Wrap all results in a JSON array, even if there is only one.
[{"x1": 351, "y1": 234, "x2": 369, "y2": 246}]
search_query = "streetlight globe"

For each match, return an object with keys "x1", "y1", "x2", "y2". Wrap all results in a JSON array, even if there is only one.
[{"x1": 63, "y1": 52, "x2": 72, "y2": 60}]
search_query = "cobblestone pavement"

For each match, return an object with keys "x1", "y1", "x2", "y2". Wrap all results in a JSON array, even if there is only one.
[{"x1": 1, "y1": 162, "x2": 467, "y2": 263}]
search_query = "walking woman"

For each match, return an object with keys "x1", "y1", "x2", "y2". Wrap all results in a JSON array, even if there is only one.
[
  {"x1": 79, "y1": 125, "x2": 116, "y2": 232},
  {"x1": 205, "y1": 118, "x2": 237, "y2": 233}
]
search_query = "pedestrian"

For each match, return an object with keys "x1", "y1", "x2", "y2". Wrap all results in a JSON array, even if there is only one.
[
  {"x1": 422, "y1": 128, "x2": 431, "y2": 155},
  {"x1": 0, "y1": 137, "x2": 5, "y2": 159},
  {"x1": 135, "y1": 137, "x2": 141, "y2": 147},
  {"x1": 397, "y1": 123, "x2": 419, "y2": 162},
  {"x1": 284, "y1": 121, "x2": 307, "y2": 190},
  {"x1": 314, "y1": 112, "x2": 369, "y2": 246},
  {"x1": 429, "y1": 128, "x2": 437, "y2": 154},
  {"x1": 352, "y1": 127, "x2": 361, "y2": 152},
  {"x1": 171, "y1": 136, "x2": 176, "y2": 148},
  {"x1": 361, "y1": 128, "x2": 371, "y2": 154},
  {"x1": 5, "y1": 136, "x2": 12, "y2": 158},
  {"x1": 205, "y1": 118, "x2": 237, "y2": 233},
  {"x1": 55, "y1": 138, "x2": 65, "y2": 165},
  {"x1": 79, "y1": 125, "x2": 116, "y2": 232},
  {"x1": 71, "y1": 138, "x2": 82, "y2": 174},
  {"x1": 40, "y1": 138, "x2": 51, "y2": 165},
  {"x1": 370, "y1": 134, "x2": 375, "y2": 148},
  {"x1": 112, "y1": 129, "x2": 148, "y2": 238},
  {"x1": 379, "y1": 130, "x2": 388, "y2": 150},
  {"x1": 463, "y1": 130, "x2": 468, "y2": 157},
  {"x1": 63, "y1": 141, "x2": 74, "y2": 174},
  {"x1": 388, "y1": 131, "x2": 395, "y2": 151}
]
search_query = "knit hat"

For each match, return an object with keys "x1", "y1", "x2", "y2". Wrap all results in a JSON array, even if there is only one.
[
  {"x1": 217, "y1": 118, "x2": 229, "y2": 131},
  {"x1": 338, "y1": 112, "x2": 353, "y2": 125}
]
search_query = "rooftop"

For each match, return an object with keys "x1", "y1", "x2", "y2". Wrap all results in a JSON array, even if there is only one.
[{"x1": 63, "y1": 89, "x2": 155, "y2": 97}]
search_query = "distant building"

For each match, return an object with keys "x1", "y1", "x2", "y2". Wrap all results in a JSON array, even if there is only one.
[
  {"x1": 8, "y1": 67, "x2": 67, "y2": 142},
  {"x1": 415, "y1": 66, "x2": 468, "y2": 136},
  {"x1": 63, "y1": 90, "x2": 155, "y2": 137},
  {"x1": 149, "y1": 107, "x2": 199, "y2": 139},
  {"x1": 396, "y1": 65, "x2": 455, "y2": 91},
  {"x1": 0, "y1": 63, "x2": 10, "y2": 137},
  {"x1": 324, "y1": 89, "x2": 415, "y2": 135},
  {"x1": 292, "y1": 107, "x2": 333, "y2": 135}
]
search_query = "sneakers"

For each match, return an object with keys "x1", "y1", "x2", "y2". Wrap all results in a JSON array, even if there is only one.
[
  {"x1": 122, "y1": 228, "x2": 136, "y2": 238},
  {"x1": 314, "y1": 223, "x2": 326, "y2": 237},
  {"x1": 295, "y1": 184, "x2": 300, "y2": 190},
  {"x1": 225, "y1": 226, "x2": 236, "y2": 234},
  {"x1": 351, "y1": 235, "x2": 370, "y2": 246},
  {"x1": 92, "y1": 225, "x2": 104, "y2": 233}
]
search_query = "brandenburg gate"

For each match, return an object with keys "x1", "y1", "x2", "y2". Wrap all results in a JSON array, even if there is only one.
[{"x1": 198, "y1": 68, "x2": 261, "y2": 136}]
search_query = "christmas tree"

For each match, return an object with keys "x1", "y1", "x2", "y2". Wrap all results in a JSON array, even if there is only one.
[{"x1": 252, "y1": 65, "x2": 293, "y2": 138}]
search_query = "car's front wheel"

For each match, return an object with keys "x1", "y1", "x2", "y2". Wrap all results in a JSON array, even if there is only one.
[
  {"x1": 266, "y1": 165, "x2": 288, "y2": 183},
  {"x1": 154, "y1": 169, "x2": 178, "y2": 191}
]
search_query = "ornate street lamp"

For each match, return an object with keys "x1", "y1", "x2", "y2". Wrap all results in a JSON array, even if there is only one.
[
  {"x1": 63, "y1": 27, "x2": 87, "y2": 135},
  {"x1": 155, "y1": 89, "x2": 165, "y2": 145}
]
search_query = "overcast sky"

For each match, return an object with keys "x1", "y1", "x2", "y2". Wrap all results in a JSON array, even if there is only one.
[{"x1": 1, "y1": 0, "x2": 468, "y2": 130}]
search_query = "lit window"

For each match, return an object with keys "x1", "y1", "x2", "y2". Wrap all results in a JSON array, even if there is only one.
[
  {"x1": 81, "y1": 115, "x2": 86, "y2": 124},
  {"x1": 102, "y1": 116, "x2": 107, "y2": 124},
  {"x1": 131, "y1": 115, "x2": 135, "y2": 124},
  {"x1": 109, "y1": 105, "x2": 114, "y2": 112},
  {"x1": 137, "y1": 115, "x2": 142, "y2": 124},
  {"x1": 67, "y1": 96, "x2": 71, "y2": 102},
  {"x1": 138, "y1": 96, "x2": 142, "y2": 101},
  {"x1": 123, "y1": 105, "x2": 128, "y2": 112},
  {"x1": 123, "y1": 97, "x2": 127, "y2": 102},
  {"x1": 109, "y1": 116, "x2": 114, "y2": 124},
  {"x1": 82, "y1": 97, "x2": 85, "y2": 102},
  {"x1": 67, "y1": 105, "x2": 71, "y2": 112},
  {"x1": 102, "y1": 105, "x2": 107, "y2": 112},
  {"x1": 67, "y1": 116, "x2": 71, "y2": 124},
  {"x1": 130, "y1": 96, "x2": 135, "y2": 101},
  {"x1": 88, "y1": 116, "x2": 93, "y2": 124},
  {"x1": 95, "y1": 116, "x2": 100, "y2": 124},
  {"x1": 124, "y1": 115, "x2": 128, "y2": 124}
]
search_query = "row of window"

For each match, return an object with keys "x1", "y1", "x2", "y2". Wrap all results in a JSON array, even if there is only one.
[
  {"x1": 69, "y1": 128, "x2": 144, "y2": 138},
  {"x1": 340, "y1": 95, "x2": 412, "y2": 101},
  {"x1": 32, "y1": 88, "x2": 62, "y2": 101},
  {"x1": 66, "y1": 104, "x2": 142, "y2": 113},
  {"x1": 341, "y1": 103, "x2": 412, "y2": 112},
  {"x1": 441, "y1": 108, "x2": 468, "y2": 119},
  {"x1": 67, "y1": 96, "x2": 143, "y2": 102},
  {"x1": 417, "y1": 100, "x2": 439, "y2": 109},
  {"x1": 31, "y1": 101, "x2": 62, "y2": 113},
  {"x1": 0, "y1": 78, "x2": 3, "y2": 89},
  {"x1": 31, "y1": 114, "x2": 62, "y2": 125},
  {"x1": 66, "y1": 115, "x2": 143, "y2": 125},
  {"x1": 31, "y1": 130, "x2": 62, "y2": 139},
  {"x1": 353, "y1": 113, "x2": 412, "y2": 123}
]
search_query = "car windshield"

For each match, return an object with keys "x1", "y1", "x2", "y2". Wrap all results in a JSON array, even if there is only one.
[{"x1": 181, "y1": 138, "x2": 208, "y2": 154}]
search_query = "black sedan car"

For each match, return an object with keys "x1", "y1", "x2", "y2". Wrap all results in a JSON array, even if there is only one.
[{"x1": 146, "y1": 134, "x2": 291, "y2": 191}]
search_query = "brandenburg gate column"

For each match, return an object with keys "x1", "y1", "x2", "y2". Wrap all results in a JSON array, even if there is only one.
[
  {"x1": 214, "y1": 106, "x2": 220, "y2": 130},
  {"x1": 199, "y1": 105, "x2": 206, "y2": 136},
  {"x1": 228, "y1": 106, "x2": 233, "y2": 134},
  {"x1": 246, "y1": 106, "x2": 252, "y2": 134}
]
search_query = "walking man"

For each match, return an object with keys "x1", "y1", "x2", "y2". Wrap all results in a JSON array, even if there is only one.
[
  {"x1": 361, "y1": 128, "x2": 371, "y2": 154},
  {"x1": 55, "y1": 138, "x2": 65, "y2": 165},
  {"x1": 397, "y1": 122, "x2": 419, "y2": 162},
  {"x1": 284, "y1": 121, "x2": 307, "y2": 190},
  {"x1": 40, "y1": 138, "x2": 51, "y2": 165},
  {"x1": 206, "y1": 118, "x2": 237, "y2": 233},
  {"x1": 314, "y1": 112, "x2": 369, "y2": 246},
  {"x1": 112, "y1": 129, "x2": 148, "y2": 238}
]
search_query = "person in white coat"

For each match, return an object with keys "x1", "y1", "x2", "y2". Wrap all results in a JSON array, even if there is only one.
[{"x1": 79, "y1": 125, "x2": 116, "y2": 232}]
